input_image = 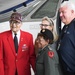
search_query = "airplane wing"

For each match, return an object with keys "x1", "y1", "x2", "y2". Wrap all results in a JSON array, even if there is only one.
[
  {"x1": 0, "y1": 0, "x2": 34, "y2": 22},
  {"x1": 0, "y1": 0, "x2": 61, "y2": 22}
]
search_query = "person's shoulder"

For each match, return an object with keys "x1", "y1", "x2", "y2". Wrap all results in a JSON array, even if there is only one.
[
  {"x1": 70, "y1": 19, "x2": 75, "y2": 29},
  {"x1": 71, "y1": 18, "x2": 75, "y2": 24},
  {"x1": 21, "y1": 30, "x2": 33, "y2": 36},
  {"x1": 0, "y1": 30, "x2": 11, "y2": 39},
  {"x1": 0, "y1": 30, "x2": 11, "y2": 36}
]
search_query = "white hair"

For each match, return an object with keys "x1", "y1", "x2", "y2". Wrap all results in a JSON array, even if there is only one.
[{"x1": 60, "y1": 1, "x2": 75, "y2": 11}]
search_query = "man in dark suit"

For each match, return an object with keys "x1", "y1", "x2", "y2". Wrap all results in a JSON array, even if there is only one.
[
  {"x1": 57, "y1": 1, "x2": 75, "y2": 75},
  {"x1": 0, "y1": 12, "x2": 36, "y2": 75}
]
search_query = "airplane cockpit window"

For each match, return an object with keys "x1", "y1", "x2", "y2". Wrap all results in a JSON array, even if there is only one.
[
  {"x1": 31, "y1": 0, "x2": 59, "y2": 19},
  {"x1": 23, "y1": 0, "x2": 61, "y2": 21}
]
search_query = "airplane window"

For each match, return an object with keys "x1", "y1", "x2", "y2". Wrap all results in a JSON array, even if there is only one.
[{"x1": 31, "y1": 0, "x2": 59, "y2": 19}]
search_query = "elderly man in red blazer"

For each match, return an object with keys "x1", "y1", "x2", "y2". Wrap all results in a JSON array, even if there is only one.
[{"x1": 0, "y1": 12, "x2": 36, "y2": 75}]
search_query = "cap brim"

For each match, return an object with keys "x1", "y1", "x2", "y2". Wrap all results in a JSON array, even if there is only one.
[{"x1": 10, "y1": 19, "x2": 22, "y2": 22}]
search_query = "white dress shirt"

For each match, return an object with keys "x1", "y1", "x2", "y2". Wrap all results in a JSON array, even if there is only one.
[{"x1": 12, "y1": 30, "x2": 20, "y2": 45}]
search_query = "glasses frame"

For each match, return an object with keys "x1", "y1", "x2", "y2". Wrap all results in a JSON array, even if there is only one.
[{"x1": 40, "y1": 24, "x2": 50, "y2": 27}]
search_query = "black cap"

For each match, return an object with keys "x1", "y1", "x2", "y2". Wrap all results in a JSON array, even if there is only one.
[{"x1": 40, "y1": 29, "x2": 53, "y2": 41}]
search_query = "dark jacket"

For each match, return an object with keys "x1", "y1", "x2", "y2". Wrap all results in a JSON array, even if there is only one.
[{"x1": 57, "y1": 19, "x2": 75, "y2": 73}]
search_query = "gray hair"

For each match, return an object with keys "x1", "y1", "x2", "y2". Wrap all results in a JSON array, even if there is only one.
[
  {"x1": 42, "y1": 16, "x2": 54, "y2": 26},
  {"x1": 60, "y1": 1, "x2": 75, "y2": 11}
]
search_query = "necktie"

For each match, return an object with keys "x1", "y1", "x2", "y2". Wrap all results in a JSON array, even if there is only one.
[
  {"x1": 14, "y1": 34, "x2": 18, "y2": 53},
  {"x1": 14, "y1": 34, "x2": 18, "y2": 75}
]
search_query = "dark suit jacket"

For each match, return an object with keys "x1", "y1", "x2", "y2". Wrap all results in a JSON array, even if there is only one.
[{"x1": 0, "y1": 30, "x2": 36, "y2": 75}]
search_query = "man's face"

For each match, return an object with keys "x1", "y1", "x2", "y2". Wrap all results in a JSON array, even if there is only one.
[
  {"x1": 10, "y1": 20, "x2": 22, "y2": 33},
  {"x1": 59, "y1": 6, "x2": 73, "y2": 24},
  {"x1": 40, "y1": 20, "x2": 53, "y2": 31}
]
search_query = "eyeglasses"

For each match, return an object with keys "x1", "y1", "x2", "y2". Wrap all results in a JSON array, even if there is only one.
[
  {"x1": 40, "y1": 24, "x2": 50, "y2": 27},
  {"x1": 10, "y1": 21, "x2": 21, "y2": 25}
]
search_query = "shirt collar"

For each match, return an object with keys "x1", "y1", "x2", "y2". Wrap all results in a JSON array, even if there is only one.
[{"x1": 12, "y1": 30, "x2": 20, "y2": 38}]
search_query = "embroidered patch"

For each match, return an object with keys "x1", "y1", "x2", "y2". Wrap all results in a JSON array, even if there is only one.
[
  {"x1": 48, "y1": 51, "x2": 54, "y2": 58},
  {"x1": 22, "y1": 44, "x2": 28, "y2": 51}
]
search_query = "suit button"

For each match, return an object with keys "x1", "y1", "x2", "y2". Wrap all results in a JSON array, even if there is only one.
[
  {"x1": 16, "y1": 60, "x2": 18, "y2": 62},
  {"x1": 16, "y1": 53, "x2": 17, "y2": 56}
]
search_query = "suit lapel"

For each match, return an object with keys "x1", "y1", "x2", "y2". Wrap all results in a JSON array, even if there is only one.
[
  {"x1": 7, "y1": 31, "x2": 16, "y2": 55},
  {"x1": 18, "y1": 31, "x2": 24, "y2": 56}
]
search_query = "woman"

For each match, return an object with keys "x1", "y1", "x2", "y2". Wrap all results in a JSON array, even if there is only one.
[
  {"x1": 35, "y1": 29, "x2": 62, "y2": 75},
  {"x1": 35, "y1": 16, "x2": 58, "y2": 56}
]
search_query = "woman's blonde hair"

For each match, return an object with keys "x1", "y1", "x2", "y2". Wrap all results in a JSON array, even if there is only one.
[{"x1": 42, "y1": 16, "x2": 58, "y2": 42}]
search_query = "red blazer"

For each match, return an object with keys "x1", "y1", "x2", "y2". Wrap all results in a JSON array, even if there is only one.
[{"x1": 0, "y1": 30, "x2": 36, "y2": 75}]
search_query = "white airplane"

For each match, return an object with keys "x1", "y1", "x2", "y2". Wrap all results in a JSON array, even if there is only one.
[
  {"x1": 0, "y1": 0, "x2": 63, "y2": 39},
  {"x1": 0, "y1": 0, "x2": 74, "y2": 41}
]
